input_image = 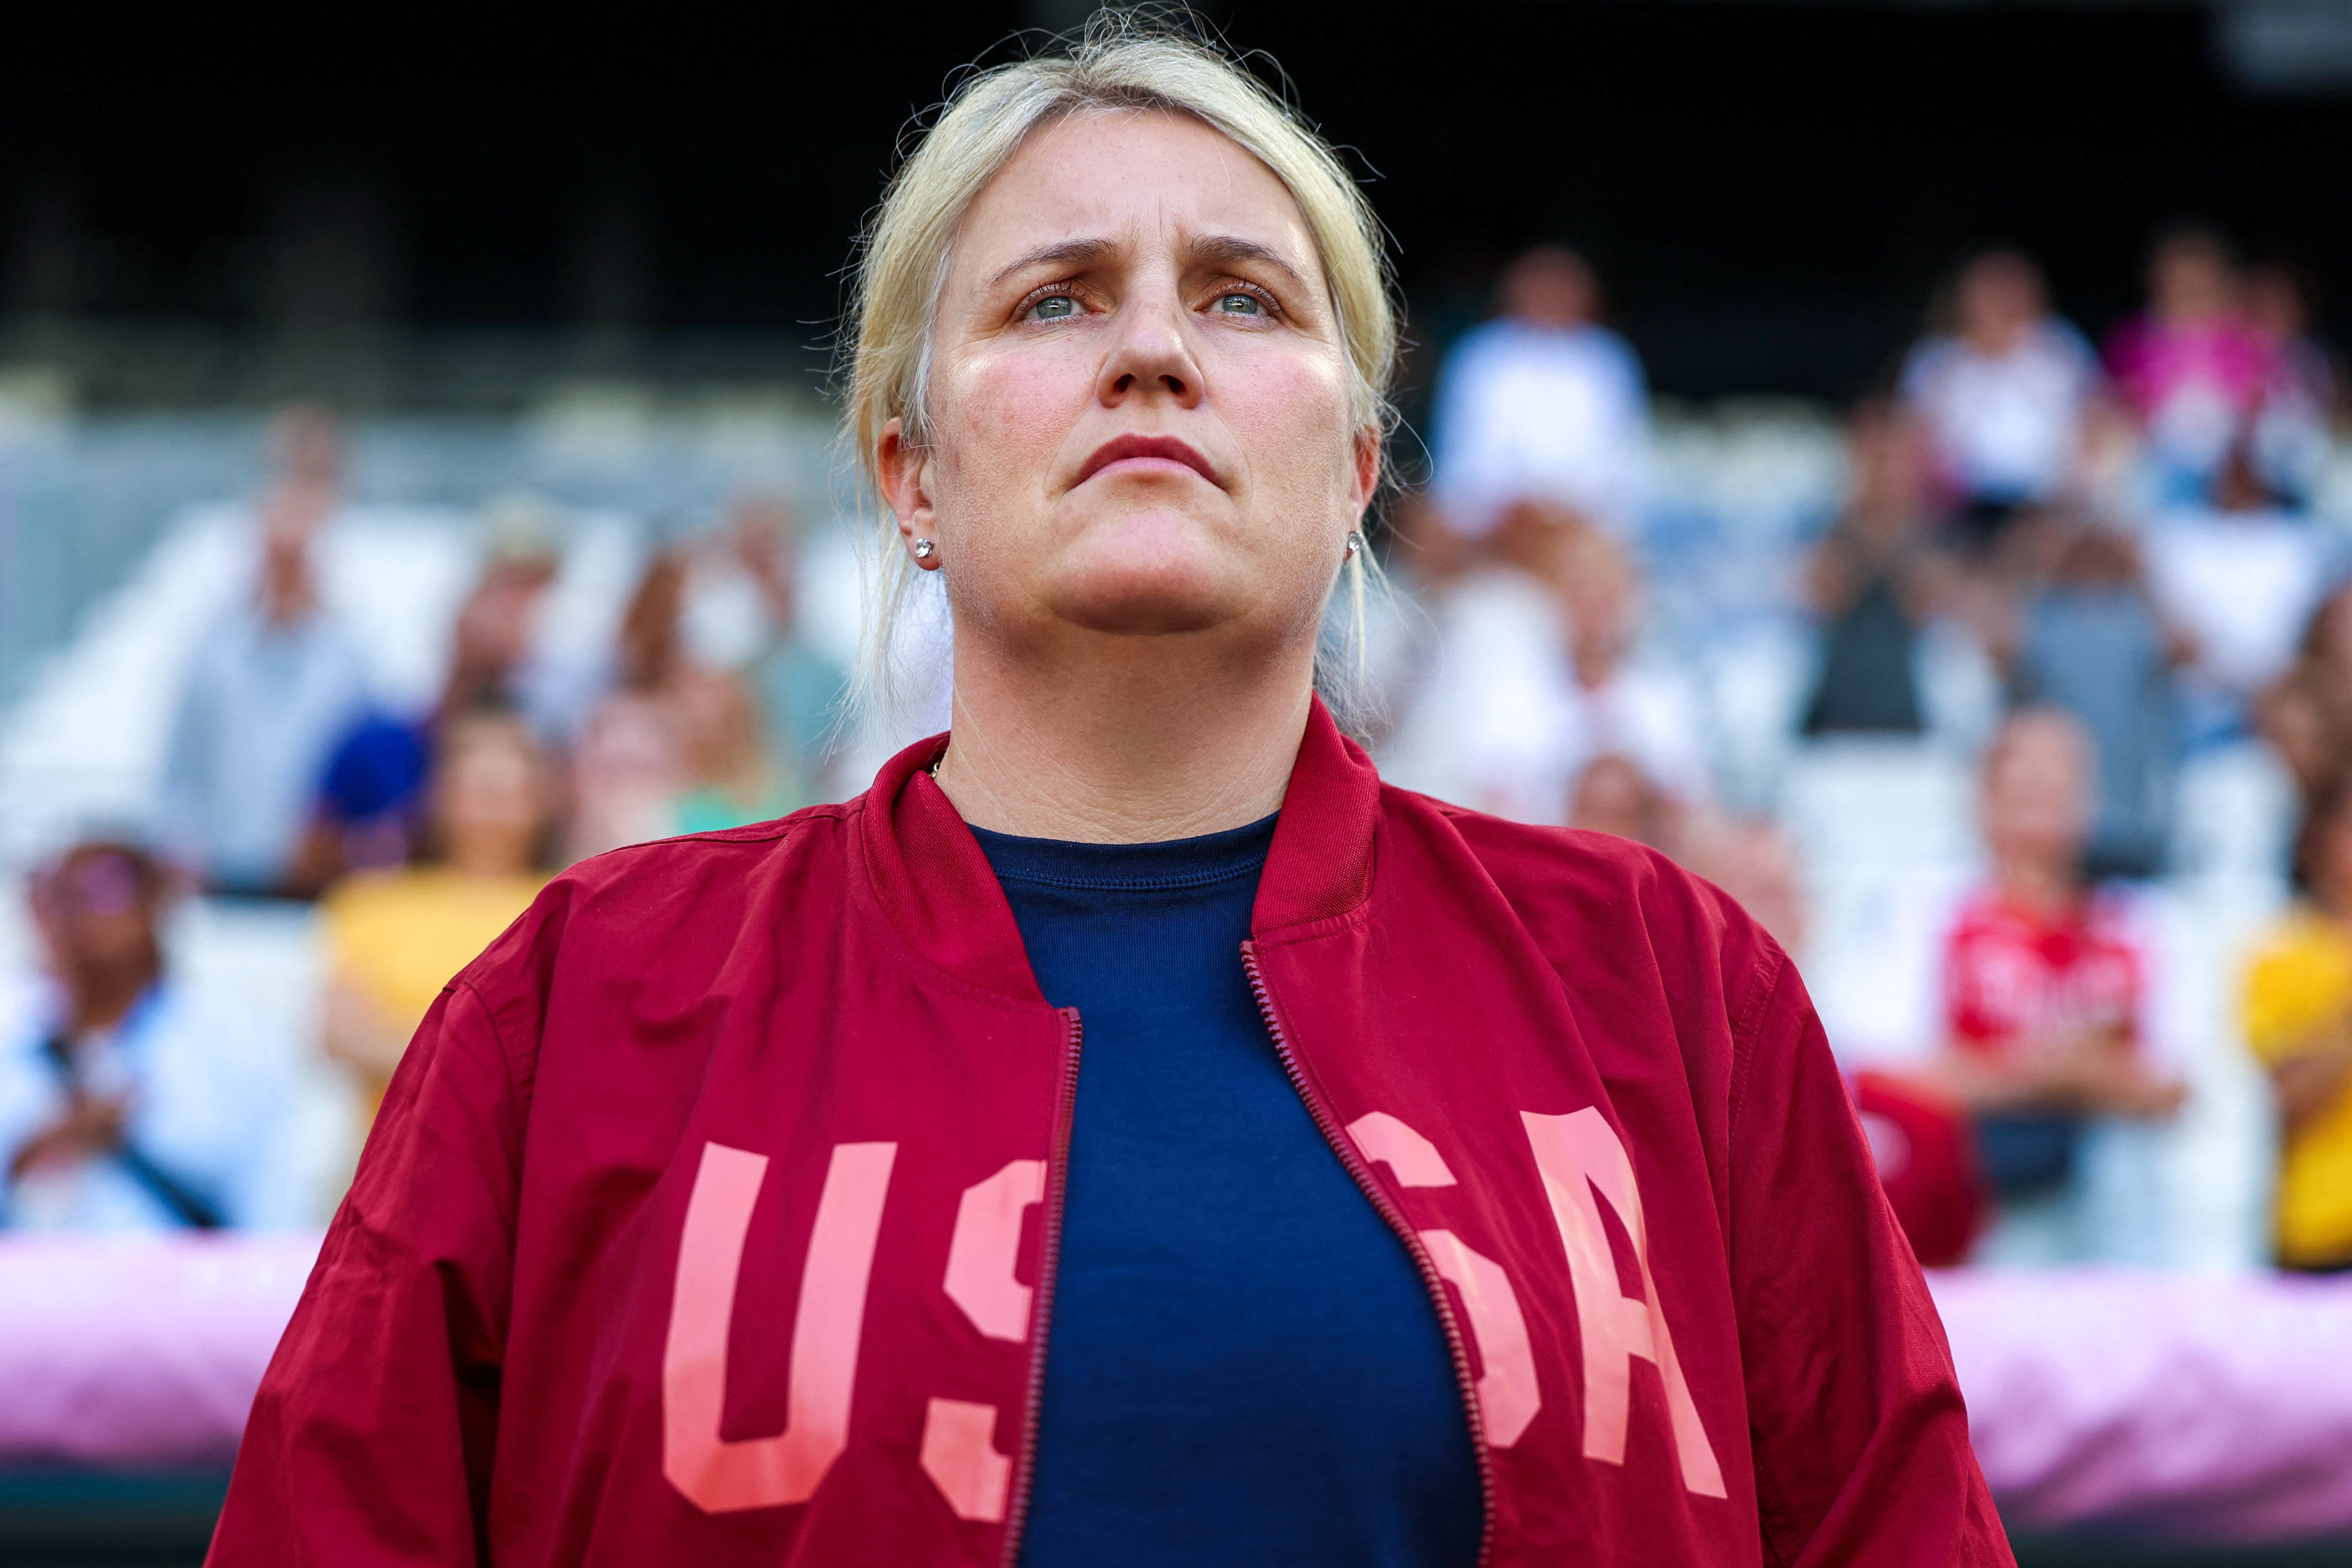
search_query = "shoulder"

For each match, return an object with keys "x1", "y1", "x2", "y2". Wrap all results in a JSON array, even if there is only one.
[
  {"x1": 1378, "y1": 786, "x2": 1782, "y2": 1024},
  {"x1": 2085, "y1": 886, "x2": 2160, "y2": 952},
  {"x1": 2250, "y1": 906, "x2": 2344, "y2": 969},
  {"x1": 1435, "y1": 322, "x2": 1520, "y2": 388},
  {"x1": 1899, "y1": 335, "x2": 1955, "y2": 388},
  {"x1": 1584, "y1": 323, "x2": 1643, "y2": 371},
  {"x1": 459, "y1": 802, "x2": 856, "y2": 988},
  {"x1": 548, "y1": 801, "x2": 849, "y2": 895},
  {"x1": 143, "y1": 981, "x2": 289, "y2": 1081},
  {"x1": 2039, "y1": 317, "x2": 2098, "y2": 364},
  {"x1": 433, "y1": 801, "x2": 859, "y2": 1085},
  {"x1": 321, "y1": 866, "x2": 428, "y2": 919}
]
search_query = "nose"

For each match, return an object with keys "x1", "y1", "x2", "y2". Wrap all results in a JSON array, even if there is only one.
[{"x1": 1095, "y1": 282, "x2": 1204, "y2": 410}]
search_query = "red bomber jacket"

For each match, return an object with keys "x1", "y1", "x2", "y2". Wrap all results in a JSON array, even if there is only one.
[{"x1": 209, "y1": 701, "x2": 2010, "y2": 1568}]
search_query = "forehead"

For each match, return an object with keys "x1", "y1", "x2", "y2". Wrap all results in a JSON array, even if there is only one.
[
  {"x1": 50, "y1": 851, "x2": 147, "y2": 911},
  {"x1": 1992, "y1": 724, "x2": 2086, "y2": 783},
  {"x1": 955, "y1": 107, "x2": 1319, "y2": 279}
]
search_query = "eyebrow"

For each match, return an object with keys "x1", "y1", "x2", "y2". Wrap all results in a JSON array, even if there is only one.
[
  {"x1": 985, "y1": 233, "x2": 1310, "y2": 291},
  {"x1": 989, "y1": 238, "x2": 1118, "y2": 288},
  {"x1": 1188, "y1": 234, "x2": 1308, "y2": 291}
]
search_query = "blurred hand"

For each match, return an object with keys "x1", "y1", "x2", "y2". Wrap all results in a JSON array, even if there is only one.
[
  {"x1": 8, "y1": 1092, "x2": 127, "y2": 1178},
  {"x1": 323, "y1": 979, "x2": 417, "y2": 1086},
  {"x1": 2273, "y1": 1036, "x2": 2352, "y2": 1134},
  {"x1": 2039, "y1": 1026, "x2": 2185, "y2": 1119}
]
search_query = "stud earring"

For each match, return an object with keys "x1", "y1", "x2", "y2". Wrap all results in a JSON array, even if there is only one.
[
  {"x1": 1344, "y1": 530, "x2": 1364, "y2": 559},
  {"x1": 912, "y1": 539, "x2": 937, "y2": 563}
]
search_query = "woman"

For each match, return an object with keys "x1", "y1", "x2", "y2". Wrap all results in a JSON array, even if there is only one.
[
  {"x1": 211, "y1": 21, "x2": 2000, "y2": 1565},
  {"x1": 319, "y1": 707, "x2": 554, "y2": 1118},
  {"x1": 1921, "y1": 710, "x2": 2182, "y2": 1262},
  {"x1": 2242, "y1": 773, "x2": 2352, "y2": 1273}
]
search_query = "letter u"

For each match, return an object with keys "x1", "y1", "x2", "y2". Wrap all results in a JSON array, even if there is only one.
[{"x1": 663, "y1": 1139, "x2": 898, "y2": 1512}]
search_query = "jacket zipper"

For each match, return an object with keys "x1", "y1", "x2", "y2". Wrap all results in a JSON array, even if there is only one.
[
  {"x1": 1241, "y1": 942, "x2": 1497, "y2": 1568},
  {"x1": 999, "y1": 1006, "x2": 1083, "y2": 1568}
]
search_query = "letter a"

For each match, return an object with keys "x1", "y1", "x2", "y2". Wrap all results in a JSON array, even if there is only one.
[
  {"x1": 663, "y1": 1139, "x2": 897, "y2": 1512},
  {"x1": 1521, "y1": 1109, "x2": 1725, "y2": 1498}
]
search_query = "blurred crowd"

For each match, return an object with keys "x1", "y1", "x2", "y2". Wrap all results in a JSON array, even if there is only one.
[
  {"x1": 3, "y1": 406, "x2": 850, "y2": 1229},
  {"x1": 6, "y1": 227, "x2": 2352, "y2": 1280},
  {"x1": 1382, "y1": 232, "x2": 2349, "y2": 1274}
]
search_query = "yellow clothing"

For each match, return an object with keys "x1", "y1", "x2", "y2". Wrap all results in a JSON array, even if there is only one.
[
  {"x1": 323, "y1": 868, "x2": 543, "y2": 1105},
  {"x1": 2242, "y1": 906, "x2": 2352, "y2": 1267}
]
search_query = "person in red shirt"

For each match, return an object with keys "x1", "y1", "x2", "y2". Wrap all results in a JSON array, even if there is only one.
[
  {"x1": 207, "y1": 19, "x2": 2004, "y2": 1567},
  {"x1": 1927, "y1": 710, "x2": 2184, "y2": 1255}
]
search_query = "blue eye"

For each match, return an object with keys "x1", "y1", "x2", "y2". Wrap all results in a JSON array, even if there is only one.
[
  {"x1": 1029, "y1": 295, "x2": 1077, "y2": 321},
  {"x1": 1214, "y1": 292, "x2": 1266, "y2": 316}
]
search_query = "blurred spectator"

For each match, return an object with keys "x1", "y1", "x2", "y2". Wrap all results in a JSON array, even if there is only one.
[
  {"x1": 1565, "y1": 752, "x2": 1678, "y2": 852},
  {"x1": 2143, "y1": 445, "x2": 2329, "y2": 746},
  {"x1": 616, "y1": 547, "x2": 689, "y2": 692},
  {"x1": 440, "y1": 499, "x2": 568, "y2": 722},
  {"x1": 1680, "y1": 813, "x2": 1808, "y2": 958},
  {"x1": 1901, "y1": 250, "x2": 2101, "y2": 547},
  {"x1": 714, "y1": 494, "x2": 850, "y2": 806},
  {"x1": 1356, "y1": 494, "x2": 1466, "y2": 752},
  {"x1": 1852, "y1": 1070, "x2": 1985, "y2": 1269},
  {"x1": 1548, "y1": 518, "x2": 1709, "y2": 798},
  {"x1": 286, "y1": 501, "x2": 572, "y2": 892},
  {"x1": 2106, "y1": 227, "x2": 2272, "y2": 503},
  {"x1": 1926, "y1": 711, "x2": 2184, "y2": 1261},
  {"x1": 1428, "y1": 244, "x2": 1651, "y2": 537},
  {"x1": 1803, "y1": 403, "x2": 1939, "y2": 735},
  {"x1": 2010, "y1": 525, "x2": 2180, "y2": 879},
  {"x1": 2245, "y1": 261, "x2": 2341, "y2": 508},
  {"x1": 256, "y1": 403, "x2": 348, "y2": 530},
  {"x1": 1425, "y1": 506, "x2": 1706, "y2": 824},
  {"x1": 2258, "y1": 585, "x2": 2352, "y2": 798},
  {"x1": 567, "y1": 690, "x2": 690, "y2": 861},
  {"x1": 2242, "y1": 773, "x2": 2352, "y2": 1273},
  {"x1": 160, "y1": 493, "x2": 372, "y2": 895},
  {"x1": 320, "y1": 710, "x2": 553, "y2": 1111},
  {"x1": 673, "y1": 668, "x2": 794, "y2": 832},
  {"x1": 0, "y1": 843, "x2": 297, "y2": 1229}
]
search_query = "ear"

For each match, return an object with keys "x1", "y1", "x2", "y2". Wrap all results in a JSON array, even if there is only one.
[
  {"x1": 877, "y1": 418, "x2": 938, "y2": 562},
  {"x1": 1349, "y1": 423, "x2": 1383, "y2": 517}
]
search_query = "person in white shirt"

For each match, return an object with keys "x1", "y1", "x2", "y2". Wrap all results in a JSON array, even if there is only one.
[
  {"x1": 1384, "y1": 503, "x2": 1706, "y2": 825},
  {"x1": 1900, "y1": 250, "x2": 2100, "y2": 548},
  {"x1": 160, "y1": 497, "x2": 374, "y2": 895},
  {"x1": 1428, "y1": 245, "x2": 1651, "y2": 538},
  {"x1": 2144, "y1": 446, "x2": 2332, "y2": 744},
  {"x1": 0, "y1": 842, "x2": 300, "y2": 1231}
]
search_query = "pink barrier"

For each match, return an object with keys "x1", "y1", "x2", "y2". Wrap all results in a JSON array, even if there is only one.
[
  {"x1": 1931, "y1": 1269, "x2": 2352, "y2": 1542},
  {"x1": 0, "y1": 1234, "x2": 318, "y2": 1467},
  {"x1": 2, "y1": 1237, "x2": 2348, "y2": 1544}
]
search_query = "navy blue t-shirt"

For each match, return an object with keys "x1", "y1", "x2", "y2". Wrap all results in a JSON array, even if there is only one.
[{"x1": 969, "y1": 814, "x2": 1482, "y2": 1568}]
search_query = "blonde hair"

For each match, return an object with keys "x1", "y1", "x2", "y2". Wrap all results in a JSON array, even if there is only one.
[{"x1": 841, "y1": 10, "x2": 1398, "y2": 734}]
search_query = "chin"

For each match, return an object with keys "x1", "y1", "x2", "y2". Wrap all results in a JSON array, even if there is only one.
[
  {"x1": 1046, "y1": 509, "x2": 1245, "y2": 635},
  {"x1": 1053, "y1": 570, "x2": 1234, "y2": 636}
]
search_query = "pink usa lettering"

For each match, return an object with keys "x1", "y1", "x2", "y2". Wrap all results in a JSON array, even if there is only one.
[
  {"x1": 662, "y1": 1140, "x2": 897, "y2": 1513},
  {"x1": 1522, "y1": 1108, "x2": 1726, "y2": 1498}
]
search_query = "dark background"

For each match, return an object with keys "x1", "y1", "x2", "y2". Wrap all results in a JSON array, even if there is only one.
[{"x1": 3, "y1": 0, "x2": 2347, "y2": 411}]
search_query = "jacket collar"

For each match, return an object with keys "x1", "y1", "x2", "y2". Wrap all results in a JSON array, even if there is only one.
[{"x1": 854, "y1": 697, "x2": 1381, "y2": 999}]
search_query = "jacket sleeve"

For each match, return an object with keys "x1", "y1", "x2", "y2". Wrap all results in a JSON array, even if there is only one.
[
  {"x1": 1726, "y1": 948, "x2": 2012, "y2": 1567},
  {"x1": 207, "y1": 979, "x2": 522, "y2": 1567}
]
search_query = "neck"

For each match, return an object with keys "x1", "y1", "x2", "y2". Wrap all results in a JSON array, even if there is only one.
[
  {"x1": 69, "y1": 962, "x2": 154, "y2": 1036},
  {"x1": 932, "y1": 632, "x2": 1314, "y2": 843},
  {"x1": 445, "y1": 838, "x2": 532, "y2": 879},
  {"x1": 1993, "y1": 853, "x2": 2078, "y2": 922}
]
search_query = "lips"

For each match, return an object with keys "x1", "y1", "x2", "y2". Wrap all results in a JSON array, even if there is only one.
[{"x1": 1073, "y1": 434, "x2": 1222, "y2": 490}]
